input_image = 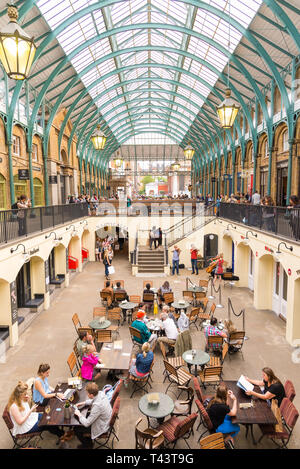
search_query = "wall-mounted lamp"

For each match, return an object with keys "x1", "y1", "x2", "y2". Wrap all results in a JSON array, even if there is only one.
[
  {"x1": 66, "y1": 225, "x2": 75, "y2": 231},
  {"x1": 245, "y1": 231, "x2": 257, "y2": 239},
  {"x1": 80, "y1": 220, "x2": 88, "y2": 230},
  {"x1": 66, "y1": 225, "x2": 78, "y2": 237},
  {"x1": 273, "y1": 242, "x2": 293, "y2": 262},
  {"x1": 214, "y1": 219, "x2": 223, "y2": 225},
  {"x1": 45, "y1": 232, "x2": 62, "y2": 247},
  {"x1": 227, "y1": 224, "x2": 236, "y2": 230},
  {"x1": 10, "y1": 243, "x2": 30, "y2": 263}
]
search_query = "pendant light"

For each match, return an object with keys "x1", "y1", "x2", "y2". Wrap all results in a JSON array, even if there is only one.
[
  {"x1": 91, "y1": 124, "x2": 107, "y2": 150},
  {"x1": 171, "y1": 160, "x2": 181, "y2": 172},
  {"x1": 113, "y1": 151, "x2": 123, "y2": 168},
  {"x1": 184, "y1": 143, "x2": 195, "y2": 160},
  {"x1": 216, "y1": 0, "x2": 239, "y2": 129},
  {"x1": 0, "y1": 4, "x2": 36, "y2": 80}
]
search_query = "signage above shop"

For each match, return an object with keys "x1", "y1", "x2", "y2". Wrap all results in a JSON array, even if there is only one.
[
  {"x1": 18, "y1": 169, "x2": 29, "y2": 180},
  {"x1": 49, "y1": 175, "x2": 57, "y2": 184},
  {"x1": 29, "y1": 247, "x2": 39, "y2": 256},
  {"x1": 32, "y1": 166, "x2": 41, "y2": 171}
]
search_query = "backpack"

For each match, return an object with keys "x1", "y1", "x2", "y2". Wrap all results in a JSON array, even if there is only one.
[{"x1": 102, "y1": 379, "x2": 121, "y2": 401}]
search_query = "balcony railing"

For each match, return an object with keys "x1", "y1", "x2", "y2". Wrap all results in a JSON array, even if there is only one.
[
  {"x1": 0, "y1": 203, "x2": 89, "y2": 245},
  {"x1": 219, "y1": 202, "x2": 300, "y2": 242}
]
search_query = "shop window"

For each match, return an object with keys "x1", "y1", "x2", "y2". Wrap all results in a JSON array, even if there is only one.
[
  {"x1": 260, "y1": 171, "x2": 268, "y2": 198},
  {"x1": 32, "y1": 143, "x2": 38, "y2": 162},
  {"x1": 0, "y1": 174, "x2": 6, "y2": 209},
  {"x1": 282, "y1": 130, "x2": 289, "y2": 152},
  {"x1": 13, "y1": 135, "x2": 20, "y2": 156},
  {"x1": 263, "y1": 139, "x2": 268, "y2": 158},
  {"x1": 33, "y1": 178, "x2": 44, "y2": 206},
  {"x1": 13, "y1": 174, "x2": 27, "y2": 200}
]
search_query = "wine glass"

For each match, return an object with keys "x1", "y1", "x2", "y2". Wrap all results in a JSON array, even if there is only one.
[
  {"x1": 69, "y1": 394, "x2": 74, "y2": 403},
  {"x1": 45, "y1": 405, "x2": 51, "y2": 420},
  {"x1": 57, "y1": 381, "x2": 62, "y2": 392}
]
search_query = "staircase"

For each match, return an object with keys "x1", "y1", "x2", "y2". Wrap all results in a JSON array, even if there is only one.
[{"x1": 137, "y1": 249, "x2": 165, "y2": 274}]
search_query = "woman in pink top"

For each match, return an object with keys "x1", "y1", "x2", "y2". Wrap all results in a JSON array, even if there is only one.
[
  {"x1": 213, "y1": 253, "x2": 226, "y2": 285},
  {"x1": 81, "y1": 345, "x2": 101, "y2": 381}
]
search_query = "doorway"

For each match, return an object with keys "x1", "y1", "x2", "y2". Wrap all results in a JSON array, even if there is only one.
[
  {"x1": 47, "y1": 249, "x2": 55, "y2": 282},
  {"x1": 272, "y1": 261, "x2": 288, "y2": 319},
  {"x1": 204, "y1": 234, "x2": 218, "y2": 263},
  {"x1": 276, "y1": 166, "x2": 288, "y2": 206},
  {"x1": 16, "y1": 263, "x2": 31, "y2": 307},
  {"x1": 248, "y1": 249, "x2": 254, "y2": 291}
]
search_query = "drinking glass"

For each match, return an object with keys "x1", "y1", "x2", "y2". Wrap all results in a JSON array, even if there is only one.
[{"x1": 45, "y1": 405, "x2": 51, "y2": 420}]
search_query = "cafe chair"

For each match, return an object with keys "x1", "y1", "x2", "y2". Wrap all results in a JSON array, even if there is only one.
[
  {"x1": 206, "y1": 335, "x2": 224, "y2": 354},
  {"x1": 199, "y1": 432, "x2": 225, "y2": 449},
  {"x1": 207, "y1": 342, "x2": 228, "y2": 371},
  {"x1": 186, "y1": 307, "x2": 200, "y2": 330},
  {"x1": 129, "y1": 372, "x2": 151, "y2": 399},
  {"x1": 171, "y1": 386, "x2": 194, "y2": 417},
  {"x1": 199, "y1": 279, "x2": 209, "y2": 289},
  {"x1": 258, "y1": 398, "x2": 299, "y2": 448},
  {"x1": 77, "y1": 326, "x2": 94, "y2": 337},
  {"x1": 227, "y1": 331, "x2": 246, "y2": 359},
  {"x1": 195, "y1": 399, "x2": 214, "y2": 441},
  {"x1": 73, "y1": 339, "x2": 82, "y2": 368},
  {"x1": 195, "y1": 291, "x2": 206, "y2": 306},
  {"x1": 198, "y1": 299, "x2": 211, "y2": 329},
  {"x1": 159, "y1": 343, "x2": 185, "y2": 383},
  {"x1": 143, "y1": 280, "x2": 153, "y2": 289},
  {"x1": 284, "y1": 380, "x2": 296, "y2": 403},
  {"x1": 107, "y1": 309, "x2": 122, "y2": 339},
  {"x1": 135, "y1": 418, "x2": 164, "y2": 449},
  {"x1": 129, "y1": 295, "x2": 142, "y2": 306},
  {"x1": 72, "y1": 313, "x2": 82, "y2": 334},
  {"x1": 163, "y1": 292, "x2": 174, "y2": 306},
  {"x1": 67, "y1": 351, "x2": 81, "y2": 377},
  {"x1": 2, "y1": 405, "x2": 44, "y2": 449},
  {"x1": 142, "y1": 293, "x2": 155, "y2": 313},
  {"x1": 93, "y1": 397, "x2": 120, "y2": 449},
  {"x1": 93, "y1": 307, "x2": 106, "y2": 318},
  {"x1": 157, "y1": 413, "x2": 198, "y2": 449},
  {"x1": 163, "y1": 361, "x2": 193, "y2": 397},
  {"x1": 114, "y1": 291, "x2": 127, "y2": 303},
  {"x1": 198, "y1": 366, "x2": 222, "y2": 390},
  {"x1": 192, "y1": 377, "x2": 213, "y2": 408},
  {"x1": 95, "y1": 329, "x2": 112, "y2": 351},
  {"x1": 110, "y1": 380, "x2": 123, "y2": 409},
  {"x1": 100, "y1": 291, "x2": 113, "y2": 308},
  {"x1": 182, "y1": 291, "x2": 194, "y2": 304}
]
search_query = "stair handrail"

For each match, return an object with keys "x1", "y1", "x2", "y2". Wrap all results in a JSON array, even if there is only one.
[{"x1": 163, "y1": 202, "x2": 217, "y2": 239}]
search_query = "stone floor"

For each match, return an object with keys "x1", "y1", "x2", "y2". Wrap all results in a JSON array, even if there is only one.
[{"x1": 0, "y1": 246, "x2": 299, "y2": 450}]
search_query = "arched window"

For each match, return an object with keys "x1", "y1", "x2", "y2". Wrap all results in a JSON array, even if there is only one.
[
  {"x1": 0, "y1": 174, "x2": 6, "y2": 209},
  {"x1": 33, "y1": 178, "x2": 44, "y2": 206},
  {"x1": 13, "y1": 174, "x2": 27, "y2": 201},
  {"x1": 282, "y1": 130, "x2": 289, "y2": 152}
]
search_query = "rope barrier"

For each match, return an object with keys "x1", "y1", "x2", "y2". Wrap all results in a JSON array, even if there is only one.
[{"x1": 228, "y1": 298, "x2": 248, "y2": 339}]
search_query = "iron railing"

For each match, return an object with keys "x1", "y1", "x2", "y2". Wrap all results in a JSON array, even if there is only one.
[
  {"x1": 0, "y1": 203, "x2": 89, "y2": 244},
  {"x1": 219, "y1": 202, "x2": 300, "y2": 242}
]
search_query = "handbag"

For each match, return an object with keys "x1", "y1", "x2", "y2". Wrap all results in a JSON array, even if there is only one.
[
  {"x1": 108, "y1": 265, "x2": 115, "y2": 274},
  {"x1": 102, "y1": 380, "x2": 121, "y2": 401}
]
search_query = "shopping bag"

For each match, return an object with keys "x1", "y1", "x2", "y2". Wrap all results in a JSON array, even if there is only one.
[{"x1": 108, "y1": 265, "x2": 115, "y2": 274}]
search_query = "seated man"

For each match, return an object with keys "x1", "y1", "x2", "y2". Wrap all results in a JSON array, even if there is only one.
[
  {"x1": 204, "y1": 317, "x2": 227, "y2": 352},
  {"x1": 113, "y1": 281, "x2": 129, "y2": 301},
  {"x1": 143, "y1": 283, "x2": 154, "y2": 313},
  {"x1": 131, "y1": 310, "x2": 157, "y2": 351},
  {"x1": 74, "y1": 382, "x2": 112, "y2": 449},
  {"x1": 177, "y1": 310, "x2": 190, "y2": 332},
  {"x1": 101, "y1": 281, "x2": 114, "y2": 307},
  {"x1": 77, "y1": 331, "x2": 97, "y2": 359},
  {"x1": 157, "y1": 312, "x2": 179, "y2": 352}
]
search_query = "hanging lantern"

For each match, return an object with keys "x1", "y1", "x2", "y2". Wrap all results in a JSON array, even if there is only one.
[
  {"x1": 113, "y1": 151, "x2": 123, "y2": 168},
  {"x1": 217, "y1": 88, "x2": 240, "y2": 129},
  {"x1": 0, "y1": 4, "x2": 36, "y2": 80},
  {"x1": 90, "y1": 124, "x2": 106, "y2": 150},
  {"x1": 184, "y1": 143, "x2": 195, "y2": 160},
  {"x1": 171, "y1": 160, "x2": 181, "y2": 172}
]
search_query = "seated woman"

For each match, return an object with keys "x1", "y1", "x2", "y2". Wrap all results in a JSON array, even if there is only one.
[
  {"x1": 244, "y1": 367, "x2": 286, "y2": 406},
  {"x1": 9, "y1": 381, "x2": 64, "y2": 439},
  {"x1": 223, "y1": 320, "x2": 243, "y2": 351},
  {"x1": 207, "y1": 383, "x2": 240, "y2": 448},
  {"x1": 157, "y1": 281, "x2": 172, "y2": 306},
  {"x1": 129, "y1": 342, "x2": 154, "y2": 378},
  {"x1": 33, "y1": 364, "x2": 64, "y2": 406},
  {"x1": 81, "y1": 345, "x2": 101, "y2": 382}
]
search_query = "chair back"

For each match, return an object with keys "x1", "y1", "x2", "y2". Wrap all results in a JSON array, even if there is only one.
[
  {"x1": 72, "y1": 313, "x2": 81, "y2": 332},
  {"x1": 284, "y1": 380, "x2": 296, "y2": 403},
  {"x1": 195, "y1": 291, "x2": 206, "y2": 299},
  {"x1": 100, "y1": 291, "x2": 113, "y2": 300},
  {"x1": 200, "y1": 432, "x2": 225, "y2": 449},
  {"x1": 77, "y1": 326, "x2": 93, "y2": 337},
  {"x1": 163, "y1": 292, "x2": 174, "y2": 304},
  {"x1": 174, "y1": 413, "x2": 197, "y2": 439},
  {"x1": 93, "y1": 307, "x2": 106, "y2": 318},
  {"x1": 189, "y1": 307, "x2": 199, "y2": 321},
  {"x1": 229, "y1": 331, "x2": 245, "y2": 342},
  {"x1": 129, "y1": 326, "x2": 142, "y2": 343},
  {"x1": 143, "y1": 293, "x2": 154, "y2": 302},
  {"x1": 209, "y1": 303, "x2": 216, "y2": 316},
  {"x1": 159, "y1": 342, "x2": 167, "y2": 360},
  {"x1": 280, "y1": 397, "x2": 299, "y2": 429},
  {"x1": 110, "y1": 380, "x2": 123, "y2": 408},
  {"x1": 193, "y1": 377, "x2": 204, "y2": 403},
  {"x1": 195, "y1": 399, "x2": 214, "y2": 432},
  {"x1": 163, "y1": 360, "x2": 177, "y2": 378},
  {"x1": 135, "y1": 418, "x2": 163, "y2": 449},
  {"x1": 109, "y1": 396, "x2": 120, "y2": 430},
  {"x1": 73, "y1": 340, "x2": 81, "y2": 365},
  {"x1": 199, "y1": 298, "x2": 209, "y2": 313},
  {"x1": 207, "y1": 335, "x2": 223, "y2": 348},
  {"x1": 143, "y1": 281, "x2": 153, "y2": 289},
  {"x1": 130, "y1": 295, "x2": 141, "y2": 304},
  {"x1": 182, "y1": 291, "x2": 193, "y2": 300},
  {"x1": 67, "y1": 351, "x2": 79, "y2": 377},
  {"x1": 107, "y1": 309, "x2": 122, "y2": 324},
  {"x1": 222, "y1": 342, "x2": 229, "y2": 362},
  {"x1": 2, "y1": 405, "x2": 13, "y2": 430},
  {"x1": 114, "y1": 292, "x2": 127, "y2": 301},
  {"x1": 95, "y1": 329, "x2": 112, "y2": 343},
  {"x1": 199, "y1": 280, "x2": 208, "y2": 288},
  {"x1": 203, "y1": 366, "x2": 222, "y2": 381}
]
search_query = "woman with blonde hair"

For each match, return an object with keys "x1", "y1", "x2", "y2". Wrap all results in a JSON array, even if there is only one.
[
  {"x1": 103, "y1": 249, "x2": 111, "y2": 280},
  {"x1": 128, "y1": 342, "x2": 154, "y2": 378}
]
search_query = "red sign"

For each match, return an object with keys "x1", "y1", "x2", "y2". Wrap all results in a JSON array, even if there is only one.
[
  {"x1": 265, "y1": 246, "x2": 274, "y2": 253},
  {"x1": 256, "y1": 251, "x2": 258, "y2": 257},
  {"x1": 288, "y1": 269, "x2": 292, "y2": 276}
]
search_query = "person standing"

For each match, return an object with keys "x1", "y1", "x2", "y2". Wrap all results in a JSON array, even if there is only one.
[
  {"x1": 103, "y1": 250, "x2": 111, "y2": 280},
  {"x1": 158, "y1": 227, "x2": 163, "y2": 248},
  {"x1": 171, "y1": 245, "x2": 181, "y2": 275},
  {"x1": 251, "y1": 190, "x2": 261, "y2": 205},
  {"x1": 17, "y1": 195, "x2": 31, "y2": 236},
  {"x1": 190, "y1": 244, "x2": 199, "y2": 275},
  {"x1": 149, "y1": 226, "x2": 157, "y2": 250}
]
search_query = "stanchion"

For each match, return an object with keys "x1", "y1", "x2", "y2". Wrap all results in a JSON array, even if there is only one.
[
  {"x1": 208, "y1": 277, "x2": 215, "y2": 300},
  {"x1": 216, "y1": 283, "x2": 223, "y2": 309}
]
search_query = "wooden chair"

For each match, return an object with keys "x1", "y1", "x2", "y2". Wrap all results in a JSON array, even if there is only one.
[
  {"x1": 195, "y1": 399, "x2": 214, "y2": 441},
  {"x1": 93, "y1": 307, "x2": 106, "y2": 318},
  {"x1": 163, "y1": 292, "x2": 174, "y2": 306},
  {"x1": 187, "y1": 307, "x2": 200, "y2": 330},
  {"x1": 182, "y1": 291, "x2": 194, "y2": 304},
  {"x1": 135, "y1": 418, "x2": 164, "y2": 449},
  {"x1": 107, "y1": 309, "x2": 122, "y2": 339},
  {"x1": 227, "y1": 331, "x2": 245, "y2": 359},
  {"x1": 95, "y1": 329, "x2": 112, "y2": 351},
  {"x1": 93, "y1": 397, "x2": 120, "y2": 449},
  {"x1": 73, "y1": 339, "x2": 82, "y2": 368},
  {"x1": 195, "y1": 291, "x2": 206, "y2": 306},
  {"x1": 171, "y1": 386, "x2": 194, "y2": 417},
  {"x1": 129, "y1": 295, "x2": 141, "y2": 305},
  {"x1": 72, "y1": 313, "x2": 82, "y2": 334},
  {"x1": 199, "y1": 279, "x2": 209, "y2": 288},
  {"x1": 159, "y1": 342, "x2": 185, "y2": 383},
  {"x1": 207, "y1": 335, "x2": 224, "y2": 353},
  {"x1": 2, "y1": 405, "x2": 44, "y2": 449},
  {"x1": 163, "y1": 360, "x2": 193, "y2": 396},
  {"x1": 207, "y1": 342, "x2": 228, "y2": 370},
  {"x1": 142, "y1": 292, "x2": 154, "y2": 313},
  {"x1": 198, "y1": 299, "x2": 211, "y2": 329},
  {"x1": 129, "y1": 369, "x2": 152, "y2": 398},
  {"x1": 67, "y1": 351, "x2": 81, "y2": 377},
  {"x1": 198, "y1": 366, "x2": 222, "y2": 389},
  {"x1": 100, "y1": 291, "x2": 113, "y2": 307},
  {"x1": 284, "y1": 380, "x2": 296, "y2": 403},
  {"x1": 114, "y1": 291, "x2": 127, "y2": 302},
  {"x1": 129, "y1": 326, "x2": 143, "y2": 354},
  {"x1": 209, "y1": 303, "x2": 216, "y2": 317},
  {"x1": 192, "y1": 377, "x2": 213, "y2": 409},
  {"x1": 157, "y1": 413, "x2": 198, "y2": 449},
  {"x1": 258, "y1": 398, "x2": 299, "y2": 448},
  {"x1": 143, "y1": 281, "x2": 153, "y2": 289},
  {"x1": 110, "y1": 380, "x2": 123, "y2": 408},
  {"x1": 200, "y1": 432, "x2": 225, "y2": 449}
]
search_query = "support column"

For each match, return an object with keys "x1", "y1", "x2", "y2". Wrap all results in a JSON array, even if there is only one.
[
  {"x1": 286, "y1": 278, "x2": 300, "y2": 346},
  {"x1": 253, "y1": 255, "x2": 273, "y2": 310}
]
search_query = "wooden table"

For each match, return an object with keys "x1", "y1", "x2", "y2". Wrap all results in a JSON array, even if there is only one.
[
  {"x1": 98, "y1": 341, "x2": 132, "y2": 372},
  {"x1": 224, "y1": 380, "x2": 277, "y2": 445},
  {"x1": 187, "y1": 286, "x2": 205, "y2": 306},
  {"x1": 39, "y1": 383, "x2": 89, "y2": 428}
]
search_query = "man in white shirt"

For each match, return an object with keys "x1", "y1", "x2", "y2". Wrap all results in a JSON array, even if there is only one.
[
  {"x1": 157, "y1": 312, "x2": 178, "y2": 349},
  {"x1": 251, "y1": 191, "x2": 261, "y2": 205}
]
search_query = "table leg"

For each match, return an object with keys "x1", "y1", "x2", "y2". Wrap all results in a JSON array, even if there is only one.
[{"x1": 194, "y1": 365, "x2": 198, "y2": 377}]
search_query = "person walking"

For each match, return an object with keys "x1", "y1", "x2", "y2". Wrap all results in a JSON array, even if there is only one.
[
  {"x1": 103, "y1": 250, "x2": 111, "y2": 280},
  {"x1": 171, "y1": 245, "x2": 181, "y2": 275},
  {"x1": 149, "y1": 226, "x2": 157, "y2": 250},
  {"x1": 190, "y1": 244, "x2": 199, "y2": 275}
]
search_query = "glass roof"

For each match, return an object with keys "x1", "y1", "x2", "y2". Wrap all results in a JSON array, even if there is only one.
[{"x1": 36, "y1": 0, "x2": 262, "y2": 147}]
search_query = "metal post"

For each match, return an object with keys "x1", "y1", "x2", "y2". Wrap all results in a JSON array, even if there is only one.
[
  {"x1": 208, "y1": 278, "x2": 215, "y2": 300},
  {"x1": 216, "y1": 284, "x2": 223, "y2": 308}
]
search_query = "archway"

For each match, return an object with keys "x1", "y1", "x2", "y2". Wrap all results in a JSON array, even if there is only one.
[{"x1": 254, "y1": 254, "x2": 273, "y2": 310}]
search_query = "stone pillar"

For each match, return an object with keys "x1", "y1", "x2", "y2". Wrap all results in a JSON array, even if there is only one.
[
  {"x1": 47, "y1": 160, "x2": 59, "y2": 205},
  {"x1": 286, "y1": 277, "x2": 300, "y2": 346},
  {"x1": 253, "y1": 255, "x2": 273, "y2": 310},
  {"x1": 235, "y1": 243, "x2": 249, "y2": 287}
]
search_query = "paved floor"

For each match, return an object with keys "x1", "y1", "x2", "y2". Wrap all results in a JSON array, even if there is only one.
[{"x1": 0, "y1": 246, "x2": 299, "y2": 449}]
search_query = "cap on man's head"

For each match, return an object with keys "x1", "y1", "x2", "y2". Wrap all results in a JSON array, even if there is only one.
[{"x1": 137, "y1": 310, "x2": 146, "y2": 319}]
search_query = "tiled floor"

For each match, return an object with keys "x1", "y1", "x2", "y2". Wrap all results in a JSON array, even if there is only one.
[{"x1": 0, "y1": 246, "x2": 299, "y2": 449}]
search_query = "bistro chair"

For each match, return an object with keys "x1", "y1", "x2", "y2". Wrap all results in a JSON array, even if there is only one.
[
  {"x1": 129, "y1": 371, "x2": 152, "y2": 399},
  {"x1": 114, "y1": 291, "x2": 127, "y2": 302},
  {"x1": 195, "y1": 291, "x2": 206, "y2": 306},
  {"x1": 258, "y1": 398, "x2": 299, "y2": 448},
  {"x1": 198, "y1": 299, "x2": 211, "y2": 329},
  {"x1": 195, "y1": 399, "x2": 214, "y2": 441},
  {"x1": 199, "y1": 279, "x2": 209, "y2": 289},
  {"x1": 198, "y1": 366, "x2": 222, "y2": 389},
  {"x1": 135, "y1": 418, "x2": 164, "y2": 449},
  {"x1": 157, "y1": 413, "x2": 198, "y2": 449},
  {"x1": 72, "y1": 313, "x2": 82, "y2": 334},
  {"x1": 142, "y1": 292, "x2": 154, "y2": 313},
  {"x1": 110, "y1": 380, "x2": 123, "y2": 409},
  {"x1": 93, "y1": 397, "x2": 120, "y2": 449},
  {"x1": 192, "y1": 377, "x2": 213, "y2": 411},
  {"x1": 171, "y1": 386, "x2": 194, "y2": 417},
  {"x1": 199, "y1": 432, "x2": 225, "y2": 449},
  {"x1": 129, "y1": 326, "x2": 143, "y2": 354},
  {"x1": 284, "y1": 380, "x2": 296, "y2": 403},
  {"x1": 129, "y1": 295, "x2": 141, "y2": 305},
  {"x1": 77, "y1": 326, "x2": 94, "y2": 337},
  {"x1": 163, "y1": 292, "x2": 174, "y2": 306},
  {"x1": 100, "y1": 291, "x2": 113, "y2": 308},
  {"x1": 163, "y1": 360, "x2": 193, "y2": 396},
  {"x1": 182, "y1": 291, "x2": 194, "y2": 304},
  {"x1": 207, "y1": 335, "x2": 224, "y2": 354},
  {"x1": 159, "y1": 342, "x2": 185, "y2": 382},
  {"x1": 227, "y1": 331, "x2": 246, "y2": 359},
  {"x1": 95, "y1": 329, "x2": 112, "y2": 351},
  {"x1": 93, "y1": 307, "x2": 106, "y2": 318},
  {"x1": 143, "y1": 281, "x2": 153, "y2": 289},
  {"x1": 186, "y1": 307, "x2": 200, "y2": 330},
  {"x1": 107, "y1": 309, "x2": 122, "y2": 339},
  {"x1": 2, "y1": 405, "x2": 44, "y2": 449},
  {"x1": 207, "y1": 342, "x2": 228, "y2": 370},
  {"x1": 67, "y1": 351, "x2": 81, "y2": 377},
  {"x1": 73, "y1": 338, "x2": 82, "y2": 368}
]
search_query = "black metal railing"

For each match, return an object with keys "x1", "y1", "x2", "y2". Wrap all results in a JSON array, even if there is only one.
[
  {"x1": 219, "y1": 202, "x2": 300, "y2": 242},
  {"x1": 0, "y1": 203, "x2": 89, "y2": 244}
]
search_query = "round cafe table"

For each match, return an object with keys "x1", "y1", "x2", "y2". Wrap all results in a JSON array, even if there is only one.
[
  {"x1": 88, "y1": 319, "x2": 111, "y2": 330},
  {"x1": 119, "y1": 302, "x2": 138, "y2": 324},
  {"x1": 187, "y1": 286, "x2": 205, "y2": 306},
  {"x1": 139, "y1": 392, "x2": 174, "y2": 426},
  {"x1": 171, "y1": 301, "x2": 190, "y2": 313},
  {"x1": 182, "y1": 350, "x2": 210, "y2": 376}
]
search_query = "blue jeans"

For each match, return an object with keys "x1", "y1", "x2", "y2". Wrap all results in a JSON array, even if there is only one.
[
  {"x1": 104, "y1": 261, "x2": 109, "y2": 276},
  {"x1": 172, "y1": 260, "x2": 179, "y2": 274},
  {"x1": 191, "y1": 259, "x2": 198, "y2": 274}
]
